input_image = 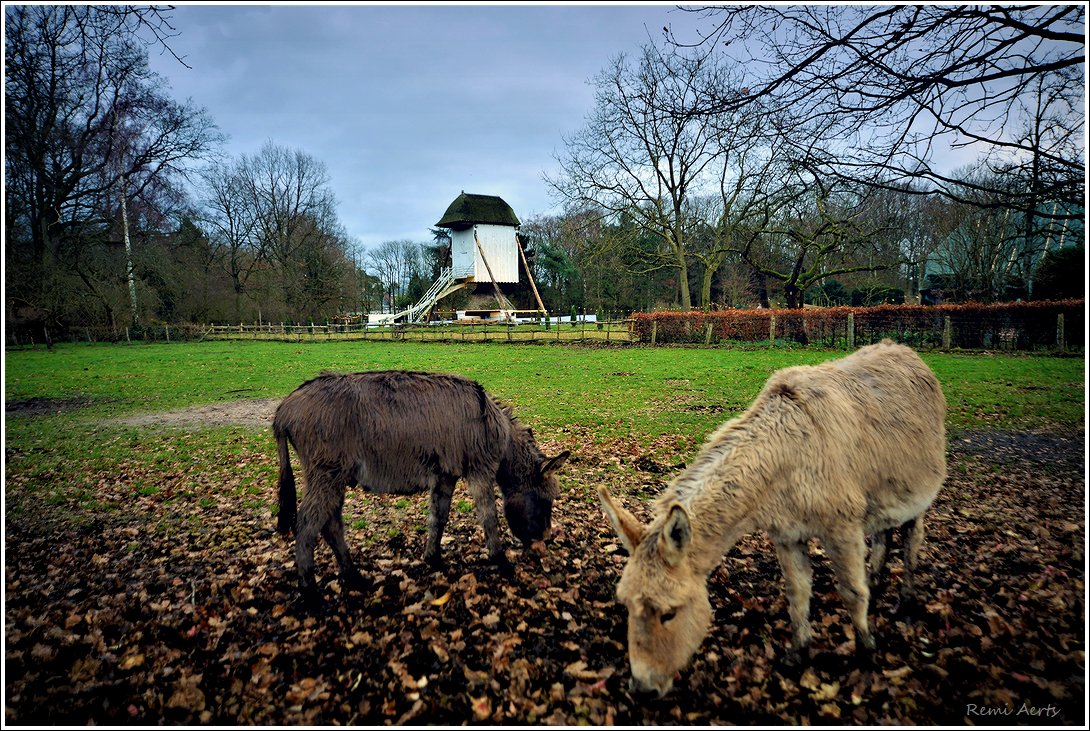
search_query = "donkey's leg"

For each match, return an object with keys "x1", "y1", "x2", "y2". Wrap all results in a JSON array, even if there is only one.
[
  {"x1": 825, "y1": 528, "x2": 876, "y2": 654},
  {"x1": 466, "y1": 478, "x2": 509, "y2": 569},
  {"x1": 424, "y1": 478, "x2": 456, "y2": 569},
  {"x1": 318, "y1": 488, "x2": 366, "y2": 590},
  {"x1": 296, "y1": 468, "x2": 341, "y2": 604},
  {"x1": 773, "y1": 538, "x2": 814, "y2": 665},
  {"x1": 899, "y1": 515, "x2": 926, "y2": 605},
  {"x1": 868, "y1": 528, "x2": 895, "y2": 608}
]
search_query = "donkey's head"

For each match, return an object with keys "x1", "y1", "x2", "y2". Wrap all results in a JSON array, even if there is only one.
[
  {"x1": 599, "y1": 486, "x2": 712, "y2": 697},
  {"x1": 498, "y1": 433, "x2": 569, "y2": 546}
]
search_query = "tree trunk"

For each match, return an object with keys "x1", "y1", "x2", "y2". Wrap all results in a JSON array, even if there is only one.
[
  {"x1": 748, "y1": 267, "x2": 770, "y2": 309},
  {"x1": 700, "y1": 266, "x2": 715, "y2": 311},
  {"x1": 785, "y1": 283, "x2": 805, "y2": 309},
  {"x1": 233, "y1": 279, "x2": 243, "y2": 323},
  {"x1": 677, "y1": 262, "x2": 692, "y2": 310}
]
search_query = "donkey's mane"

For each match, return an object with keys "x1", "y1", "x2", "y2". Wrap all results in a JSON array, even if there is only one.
[{"x1": 655, "y1": 406, "x2": 768, "y2": 516}]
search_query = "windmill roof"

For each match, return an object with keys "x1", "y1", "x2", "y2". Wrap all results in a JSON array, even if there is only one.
[{"x1": 435, "y1": 192, "x2": 520, "y2": 228}]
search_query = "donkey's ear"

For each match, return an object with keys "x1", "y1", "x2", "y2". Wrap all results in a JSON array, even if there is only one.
[
  {"x1": 540, "y1": 450, "x2": 570, "y2": 477},
  {"x1": 597, "y1": 486, "x2": 645, "y2": 554},
  {"x1": 659, "y1": 503, "x2": 692, "y2": 567}
]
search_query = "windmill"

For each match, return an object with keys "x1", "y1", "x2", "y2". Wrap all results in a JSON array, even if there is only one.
[{"x1": 379, "y1": 192, "x2": 546, "y2": 323}]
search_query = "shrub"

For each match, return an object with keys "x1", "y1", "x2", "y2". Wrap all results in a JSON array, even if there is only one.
[{"x1": 630, "y1": 300, "x2": 1084, "y2": 351}]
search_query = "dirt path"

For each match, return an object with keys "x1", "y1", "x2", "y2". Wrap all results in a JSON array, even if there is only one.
[{"x1": 109, "y1": 398, "x2": 282, "y2": 430}]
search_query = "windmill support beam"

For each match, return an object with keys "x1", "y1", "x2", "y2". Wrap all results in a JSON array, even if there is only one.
[{"x1": 516, "y1": 232, "x2": 547, "y2": 315}]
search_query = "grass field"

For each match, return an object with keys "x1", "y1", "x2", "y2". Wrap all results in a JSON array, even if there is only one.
[
  {"x1": 5, "y1": 339, "x2": 1083, "y2": 524},
  {"x1": 6, "y1": 339, "x2": 1084, "y2": 432}
]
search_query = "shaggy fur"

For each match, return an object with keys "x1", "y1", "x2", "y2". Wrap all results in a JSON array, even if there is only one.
[
  {"x1": 600, "y1": 340, "x2": 947, "y2": 696},
  {"x1": 274, "y1": 370, "x2": 568, "y2": 602}
]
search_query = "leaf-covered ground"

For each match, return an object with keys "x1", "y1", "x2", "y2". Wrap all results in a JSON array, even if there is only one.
[{"x1": 4, "y1": 418, "x2": 1085, "y2": 725}]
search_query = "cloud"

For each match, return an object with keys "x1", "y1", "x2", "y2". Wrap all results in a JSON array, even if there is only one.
[{"x1": 149, "y1": 3, "x2": 699, "y2": 248}]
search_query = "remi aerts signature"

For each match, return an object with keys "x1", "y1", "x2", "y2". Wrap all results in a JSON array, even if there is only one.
[{"x1": 965, "y1": 702, "x2": 1062, "y2": 719}]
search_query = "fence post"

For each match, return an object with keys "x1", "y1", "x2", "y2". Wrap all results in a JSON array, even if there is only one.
[
  {"x1": 769, "y1": 314, "x2": 776, "y2": 346},
  {"x1": 1056, "y1": 313, "x2": 1065, "y2": 352},
  {"x1": 942, "y1": 316, "x2": 952, "y2": 349},
  {"x1": 704, "y1": 320, "x2": 714, "y2": 345},
  {"x1": 847, "y1": 311, "x2": 855, "y2": 351},
  {"x1": 650, "y1": 319, "x2": 658, "y2": 346}
]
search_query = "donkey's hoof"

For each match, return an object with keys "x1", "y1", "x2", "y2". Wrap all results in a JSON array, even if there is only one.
[
  {"x1": 892, "y1": 592, "x2": 918, "y2": 616},
  {"x1": 782, "y1": 645, "x2": 809, "y2": 669},
  {"x1": 298, "y1": 589, "x2": 325, "y2": 615},
  {"x1": 342, "y1": 569, "x2": 372, "y2": 593},
  {"x1": 494, "y1": 556, "x2": 515, "y2": 577},
  {"x1": 476, "y1": 555, "x2": 514, "y2": 578},
  {"x1": 855, "y1": 637, "x2": 878, "y2": 667},
  {"x1": 424, "y1": 553, "x2": 448, "y2": 573}
]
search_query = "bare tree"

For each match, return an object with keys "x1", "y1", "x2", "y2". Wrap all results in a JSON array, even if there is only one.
[
  {"x1": 670, "y1": 5, "x2": 1085, "y2": 220},
  {"x1": 199, "y1": 160, "x2": 263, "y2": 321},
  {"x1": 547, "y1": 44, "x2": 739, "y2": 310},
  {"x1": 5, "y1": 4, "x2": 221, "y2": 328},
  {"x1": 518, "y1": 214, "x2": 577, "y2": 310},
  {"x1": 686, "y1": 103, "x2": 786, "y2": 309},
  {"x1": 367, "y1": 240, "x2": 423, "y2": 312},
  {"x1": 927, "y1": 168, "x2": 1046, "y2": 302},
  {"x1": 196, "y1": 144, "x2": 354, "y2": 322},
  {"x1": 736, "y1": 160, "x2": 902, "y2": 309},
  {"x1": 236, "y1": 142, "x2": 341, "y2": 318},
  {"x1": 351, "y1": 254, "x2": 385, "y2": 317},
  {"x1": 287, "y1": 216, "x2": 355, "y2": 322}
]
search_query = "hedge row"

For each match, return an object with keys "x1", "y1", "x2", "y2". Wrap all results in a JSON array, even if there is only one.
[{"x1": 630, "y1": 300, "x2": 1085, "y2": 351}]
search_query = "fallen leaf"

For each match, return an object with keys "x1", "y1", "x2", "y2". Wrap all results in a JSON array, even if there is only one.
[
  {"x1": 470, "y1": 695, "x2": 491, "y2": 720},
  {"x1": 119, "y1": 653, "x2": 144, "y2": 670}
]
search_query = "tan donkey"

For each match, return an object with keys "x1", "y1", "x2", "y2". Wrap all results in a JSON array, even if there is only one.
[{"x1": 599, "y1": 340, "x2": 947, "y2": 696}]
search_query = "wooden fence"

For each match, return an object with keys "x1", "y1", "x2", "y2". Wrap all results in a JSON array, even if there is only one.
[
  {"x1": 5, "y1": 317, "x2": 636, "y2": 347},
  {"x1": 631, "y1": 300, "x2": 1084, "y2": 352},
  {"x1": 7, "y1": 302, "x2": 1083, "y2": 352},
  {"x1": 201, "y1": 318, "x2": 636, "y2": 344}
]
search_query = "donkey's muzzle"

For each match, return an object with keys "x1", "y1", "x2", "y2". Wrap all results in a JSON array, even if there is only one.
[{"x1": 628, "y1": 673, "x2": 672, "y2": 698}]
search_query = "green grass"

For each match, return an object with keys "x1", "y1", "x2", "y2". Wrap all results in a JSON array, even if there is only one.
[
  {"x1": 5, "y1": 339, "x2": 1083, "y2": 434},
  {"x1": 4, "y1": 340, "x2": 1083, "y2": 526}
]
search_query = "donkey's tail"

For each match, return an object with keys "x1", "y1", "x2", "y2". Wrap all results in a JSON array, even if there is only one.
[{"x1": 275, "y1": 425, "x2": 297, "y2": 536}]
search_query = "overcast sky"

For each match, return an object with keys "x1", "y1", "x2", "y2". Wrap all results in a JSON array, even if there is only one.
[{"x1": 148, "y1": 3, "x2": 711, "y2": 252}]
